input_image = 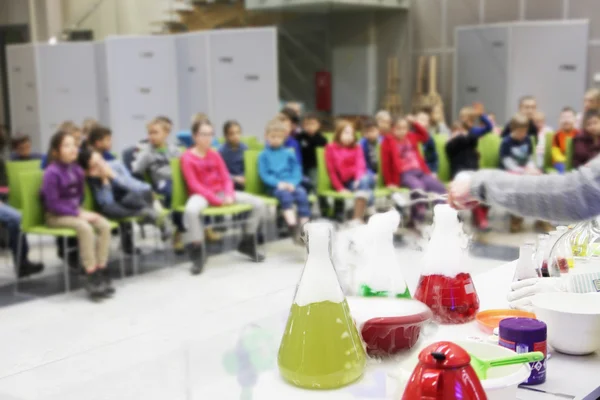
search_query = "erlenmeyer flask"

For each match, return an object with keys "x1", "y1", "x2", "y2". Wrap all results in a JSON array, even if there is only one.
[
  {"x1": 554, "y1": 226, "x2": 574, "y2": 273},
  {"x1": 277, "y1": 222, "x2": 366, "y2": 389},
  {"x1": 356, "y1": 210, "x2": 411, "y2": 298},
  {"x1": 414, "y1": 205, "x2": 480, "y2": 324},
  {"x1": 513, "y1": 242, "x2": 539, "y2": 282},
  {"x1": 534, "y1": 234, "x2": 548, "y2": 277},
  {"x1": 542, "y1": 231, "x2": 561, "y2": 277},
  {"x1": 570, "y1": 221, "x2": 592, "y2": 260}
]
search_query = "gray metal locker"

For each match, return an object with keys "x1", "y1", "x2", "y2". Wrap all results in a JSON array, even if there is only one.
[
  {"x1": 509, "y1": 21, "x2": 588, "y2": 126},
  {"x1": 454, "y1": 27, "x2": 509, "y2": 123},
  {"x1": 209, "y1": 27, "x2": 278, "y2": 138},
  {"x1": 454, "y1": 21, "x2": 589, "y2": 127},
  {"x1": 95, "y1": 43, "x2": 110, "y2": 126},
  {"x1": 6, "y1": 44, "x2": 41, "y2": 150},
  {"x1": 176, "y1": 32, "x2": 211, "y2": 131},
  {"x1": 105, "y1": 35, "x2": 179, "y2": 152},
  {"x1": 36, "y1": 43, "x2": 99, "y2": 149}
]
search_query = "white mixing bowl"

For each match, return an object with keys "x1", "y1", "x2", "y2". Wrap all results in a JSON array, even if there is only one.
[
  {"x1": 393, "y1": 340, "x2": 531, "y2": 400},
  {"x1": 532, "y1": 292, "x2": 600, "y2": 355}
]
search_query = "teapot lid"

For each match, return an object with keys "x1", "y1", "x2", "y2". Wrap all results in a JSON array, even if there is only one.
[{"x1": 418, "y1": 341, "x2": 471, "y2": 369}]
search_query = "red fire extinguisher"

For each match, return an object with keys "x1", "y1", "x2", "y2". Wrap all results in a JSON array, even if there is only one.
[{"x1": 315, "y1": 71, "x2": 331, "y2": 112}]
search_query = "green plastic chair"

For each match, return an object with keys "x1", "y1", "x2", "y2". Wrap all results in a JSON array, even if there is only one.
[
  {"x1": 324, "y1": 133, "x2": 334, "y2": 143},
  {"x1": 477, "y1": 133, "x2": 502, "y2": 169},
  {"x1": 433, "y1": 134, "x2": 451, "y2": 183},
  {"x1": 6, "y1": 159, "x2": 42, "y2": 210},
  {"x1": 543, "y1": 132, "x2": 556, "y2": 173},
  {"x1": 243, "y1": 150, "x2": 279, "y2": 206},
  {"x1": 170, "y1": 158, "x2": 253, "y2": 216},
  {"x1": 316, "y1": 148, "x2": 389, "y2": 199},
  {"x1": 18, "y1": 171, "x2": 78, "y2": 292}
]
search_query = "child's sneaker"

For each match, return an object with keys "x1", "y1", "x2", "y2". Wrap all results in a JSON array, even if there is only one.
[
  {"x1": 101, "y1": 268, "x2": 115, "y2": 297},
  {"x1": 172, "y1": 231, "x2": 185, "y2": 255},
  {"x1": 205, "y1": 228, "x2": 223, "y2": 242},
  {"x1": 188, "y1": 244, "x2": 205, "y2": 275},
  {"x1": 289, "y1": 225, "x2": 303, "y2": 246}
]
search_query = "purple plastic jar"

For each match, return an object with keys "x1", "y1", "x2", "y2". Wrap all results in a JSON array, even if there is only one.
[{"x1": 499, "y1": 317, "x2": 547, "y2": 385}]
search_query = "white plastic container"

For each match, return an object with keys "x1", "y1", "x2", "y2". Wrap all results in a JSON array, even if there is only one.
[
  {"x1": 532, "y1": 292, "x2": 600, "y2": 355},
  {"x1": 393, "y1": 340, "x2": 531, "y2": 400}
]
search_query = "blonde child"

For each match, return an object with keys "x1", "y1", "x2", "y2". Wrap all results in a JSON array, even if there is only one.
[
  {"x1": 42, "y1": 130, "x2": 113, "y2": 301},
  {"x1": 259, "y1": 119, "x2": 310, "y2": 243},
  {"x1": 181, "y1": 119, "x2": 266, "y2": 274},
  {"x1": 325, "y1": 119, "x2": 375, "y2": 223},
  {"x1": 375, "y1": 110, "x2": 392, "y2": 134},
  {"x1": 551, "y1": 108, "x2": 578, "y2": 173}
]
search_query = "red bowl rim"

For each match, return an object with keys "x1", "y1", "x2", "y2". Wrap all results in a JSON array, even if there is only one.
[{"x1": 362, "y1": 308, "x2": 433, "y2": 326}]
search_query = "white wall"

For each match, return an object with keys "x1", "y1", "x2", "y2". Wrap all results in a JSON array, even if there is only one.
[{"x1": 0, "y1": 0, "x2": 30, "y2": 24}]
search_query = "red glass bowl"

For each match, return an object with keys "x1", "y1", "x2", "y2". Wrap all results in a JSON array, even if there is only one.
[{"x1": 346, "y1": 297, "x2": 433, "y2": 357}]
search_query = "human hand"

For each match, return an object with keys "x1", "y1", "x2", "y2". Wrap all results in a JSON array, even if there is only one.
[
  {"x1": 448, "y1": 172, "x2": 478, "y2": 209},
  {"x1": 405, "y1": 115, "x2": 415, "y2": 124},
  {"x1": 79, "y1": 210, "x2": 100, "y2": 223},
  {"x1": 472, "y1": 102, "x2": 485, "y2": 116},
  {"x1": 339, "y1": 189, "x2": 352, "y2": 195},
  {"x1": 233, "y1": 176, "x2": 246, "y2": 184},
  {"x1": 285, "y1": 183, "x2": 296, "y2": 192},
  {"x1": 223, "y1": 196, "x2": 235, "y2": 205},
  {"x1": 507, "y1": 277, "x2": 567, "y2": 313},
  {"x1": 387, "y1": 184, "x2": 399, "y2": 190},
  {"x1": 277, "y1": 182, "x2": 287, "y2": 190}
]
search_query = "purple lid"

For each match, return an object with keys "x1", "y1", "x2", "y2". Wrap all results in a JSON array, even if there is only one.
[{"x1": 499, "y1": 317, "x2": 547, "y2": 343}]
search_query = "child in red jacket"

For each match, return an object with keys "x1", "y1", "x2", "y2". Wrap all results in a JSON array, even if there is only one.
[
  {"x1": 325, "y1": 119, "x2": 375, "y2": 222},
  {"x1": 382, "y1": 115, "x2": 446, "y2": 221}
]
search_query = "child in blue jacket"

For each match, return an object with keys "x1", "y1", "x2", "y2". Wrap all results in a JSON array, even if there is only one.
[{"x1": 259, "y1": 118, "x2": 310, "y2": 243}]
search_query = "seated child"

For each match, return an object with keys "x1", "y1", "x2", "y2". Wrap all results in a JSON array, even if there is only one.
[
  {"x1": 278, "y1": 109, "x2": 302, "y2": 165},
  {"x1": 259, "y1": 118, "x2": 310, "y2": 243},
  {"x1": 281, "y1": 106, "x2": 302, "y2": 137},
  {"x1": 191, "y1": 112, "x2": 220, "y2": 148},
  {"x1": 573, "y1": 109, "x2": 600, "y2": 168},
  {"x1": 42, "y1": 130, "x2": 114, "y2": 301},
  {"x1": 297, "y1": 113, "x2": 328, "y2": 182},
  {"x1": 87, "y1": 126, "x2": 152, "y2": 194},
  {"x1": 87, "y1": 125, "x2": 116, "y2": 161},
  {"x1": 359, "y1": 119, "x2": 382, "y2": 175},
  {"x1": 41, "y1": 121, "x2": 83, "y2": 169},
  {"x1": 552, "y1": 107, "x2": 578, "y2": 173},
  {"x1": 78, "y1": 149, "x2": 169, "y2": 254},
  {"x1": 533, "y1": 111, "x2": 555, "y2": 169},
  {"x1": 381, "y1": 115, "x2": 445, "y2": 222},
  {"x1": 132, "y1": 117, "x2": 182, "y2": 206},
  {"x1": 132, "y1": 117, "x2": 184, "y2": 251},
  {"x1": 219, "y1": 120, "x2": 248, "y2": 191},
  {"x1": 182, "y1": 119, "x2": 266, "y2": 274},
  {"x1": 82, "y1": 118, "x2": 99, "y2": 140},
  {"x1": 416, "y1": 110, "x2": 439, "y2": 176},
  {"x1": 375, "y1": 110, "x2": 392, "y2": 134},
  {"x1": 446, "y1": 107, "x2": 493, "y2": 230},
  {"x1": 10, "y1": 135, "x2": 43, "y2": 161},
  {"x1": 325, "y1": 119, "x2": 375, "y2": 223},
  {"x1": 500, "y1": 113, "x2": 542, "y2": 233},
  {"x1": 488, "y1": 113, "x2": 503, "y2": 135},
  {"x1": 0, "y1": 201, "x2": 44, "y2": 277},
  {"x1": 576, "y1": 88, "x2": 600, "y2": 129}
]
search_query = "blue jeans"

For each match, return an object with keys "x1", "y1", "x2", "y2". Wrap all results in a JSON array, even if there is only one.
[
  {"x1": 0, "y1": 203, "x2": 29, "y2": 263},
  {"x1": 109, "y1": 160, "x2": 152, "y2": 194},
  {"x1": 271, "y1": 186, "x2": 311, "y2": 218},
  {"x1": 343, "y1": 173, "x2": 375, "y2": 206}
]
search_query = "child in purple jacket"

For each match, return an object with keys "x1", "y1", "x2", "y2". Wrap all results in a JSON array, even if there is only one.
[{"x1": 42, "y1": 130, "x2": 114, "y2": 301}]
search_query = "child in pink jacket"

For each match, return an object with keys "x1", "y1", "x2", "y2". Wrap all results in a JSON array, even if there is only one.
[
  {"x1": 180, "y1": 119, "x2": 267, "y2": 274},
  {"x1": 325, "y1": 119, "x2": 375, "y2": 222}
]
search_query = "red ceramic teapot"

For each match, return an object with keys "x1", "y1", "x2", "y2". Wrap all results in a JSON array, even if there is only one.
[{"x1": 402, "y1": 341, "x2": 487, "y2": 400}]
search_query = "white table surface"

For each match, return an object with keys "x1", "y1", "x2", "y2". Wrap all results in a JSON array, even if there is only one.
[{"x1": 0, "y1": 250, "x2": 597, "y2": 400}]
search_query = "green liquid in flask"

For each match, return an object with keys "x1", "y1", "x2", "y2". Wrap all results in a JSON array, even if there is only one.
[
  {"x1": 278, "y1": 299, "x2": 366, "y2": 389},
  {"x1": 359, "y1": 284, "x2": 411, "y2": 299}
]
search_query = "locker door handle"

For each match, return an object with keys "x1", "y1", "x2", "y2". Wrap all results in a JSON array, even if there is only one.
[
  {"x1": 25, "y1": 105, "x2": 34, "y2": 112},
  {"x1": 132, "y1": 114, "x2": 146, "y2": 120},
  {"x1": 245, "y1": 74, "x2": 259, "y2": 81},
  {"x1": 139, "y1": 87, "x2": 152, "y2": 94},
  {"x1": 13, "y1": 67, "x2": 21, "y2": 73},
  {"x1": 188, "y1": 66, "x2": 196, "y2": 72},
  {"x1": 140, "y1": 51, "x2": 154, "y2": 58},
  {"x1": 219, "y1": 57, "x2": 233, "y2": 63},
  {"x1": 58, "y1": 87, "x2": 70, "y2": 94},
  {"x1": 466, "y1": 86, "x2": 478, "y2": 93},
  {"x1": 492, "y1": 41, "x2": 504, "y2": 47},
  {"x1": 559, "y1": 64, "x2": 577, "y2": 71},
  {"x1": 26, "y1": 82, "x2": 34, "y2": 88}
]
